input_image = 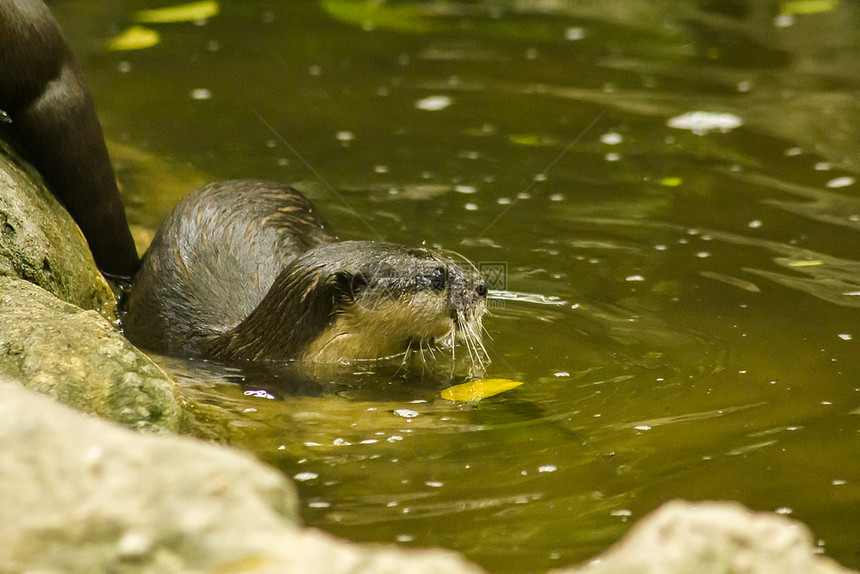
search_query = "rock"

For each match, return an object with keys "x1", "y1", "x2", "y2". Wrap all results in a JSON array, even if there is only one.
[
  {"x1": 0, "y1": 379, "x2": 485, "y2": 574},
  {"x1": 556, "y1": 499, "x2": 855, "y2": 574},
  {"x1": 0, "y1": 276, "x2": 182, "y2": 432},
  {"x1": 0, "y1": 138, "x2": 116, "y2": 319}
]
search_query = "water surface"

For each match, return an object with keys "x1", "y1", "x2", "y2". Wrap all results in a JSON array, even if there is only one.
[{"x1": 55, "y1": 1, "x2": 860, "y2": 571}]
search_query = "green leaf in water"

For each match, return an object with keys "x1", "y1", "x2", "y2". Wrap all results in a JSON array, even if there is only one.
[
  {"x1": 780, "y1": 0, "x2": 838, "y2": 15},
  {"x1": 508, "y1": 134, "x2": 559, "y2": 147},
  {"x1": 660, "y1": 177, "x2": 683, "y2": 187},
  {"x1": 441, "y1": 378, "x2": 523, "y2": 402},
  {"x1": 135, "y1": 1, "x2": 220, "y2": 24},
  {"x1": 321, "y1": 0, "x2": 436, "y2": 33},
  {"x1": 106, "y1": 26, "x2": 160, "y2": 51}
]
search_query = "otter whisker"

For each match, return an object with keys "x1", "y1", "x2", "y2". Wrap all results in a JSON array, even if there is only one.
[
  {"x1": 394, "y1": 339, "x2": 413, "y2": 376},
  {"x1": 418, "y1": 340, "x2": 430, "y2": 373},
  {"x1": 437, "y1": 248, "x2": 481, "y2": 277},
  {"x1": 461, "y1": 312, "x2": 489, "y2": 373},
  {"x1": 481, "y1": 321, "x2": 495, "y2": 342},
  {"x1": 425, "y1": 339, "x2": 440, "y2": 360},
  {"x1": 458, "y1": 311, "x2": 480, "y2": 370}
]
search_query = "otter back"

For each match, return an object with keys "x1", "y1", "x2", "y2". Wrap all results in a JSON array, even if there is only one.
[{"x1": 124, "y1": 180, "x2": 335, "y2": 355}]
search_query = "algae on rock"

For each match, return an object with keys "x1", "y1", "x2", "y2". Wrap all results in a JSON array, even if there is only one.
[
  {"x1": 0, "y1": 277, "x2": 182, "y2": 432},
  {"x1": 0, "y1": 138, "x2": 116, "y2": 319}
]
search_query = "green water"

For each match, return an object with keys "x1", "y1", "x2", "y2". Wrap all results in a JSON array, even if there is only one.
[{"x1": 54, "y1": 1, "x2": 860, "y2": 571}]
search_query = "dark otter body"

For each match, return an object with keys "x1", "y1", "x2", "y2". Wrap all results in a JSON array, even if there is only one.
[
  {"x1": 125, "y1": 181, "x2": 488, "y2": 364},
  {"x1": 1, "y1": 2, "x2": 487, "y2": 364},
  {"x1": 0, "y1": 0, "x2": 139, "y2": 278}
]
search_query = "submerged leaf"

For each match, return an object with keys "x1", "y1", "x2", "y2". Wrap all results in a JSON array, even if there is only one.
[
  {"x1": 441, "y1": 378, "x2": 523, "y2": 402},
  {"x1": 322, "y1": 0, "x2": 435, "y2": 33},
  {"x1": 780, "y1": 0, "x2": 837, "y2": 15},
  {"x1": 135, "y1": 1, "x2": 220, "y2": 24},
  {"x1": 106, "y1": 26, "x2": 160, "y2": 51},
  {"x1": 508, "y1": 134, "x2": 559, "y2": 147}
]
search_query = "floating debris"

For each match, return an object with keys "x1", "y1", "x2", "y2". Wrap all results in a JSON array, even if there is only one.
[{"x1": 666, "y1": 111, "x2": 743, "y2": 135}]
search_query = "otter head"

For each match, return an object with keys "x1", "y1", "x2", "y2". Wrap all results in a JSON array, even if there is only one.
[
  {"x1": 313, "y1": 243, "x2": 489, "y2": 364},
  {"x1": 209, "y1": 241, "x2": 488, "y2": 367}
]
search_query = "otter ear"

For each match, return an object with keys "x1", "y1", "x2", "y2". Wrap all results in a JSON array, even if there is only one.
[{"x1": 334, "y1": 271, "x2": 369, "y2": 302}]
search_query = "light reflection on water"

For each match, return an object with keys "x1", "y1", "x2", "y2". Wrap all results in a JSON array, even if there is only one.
[{"x1": 52, "y1": 1, "x2": 860, "y2": 571}]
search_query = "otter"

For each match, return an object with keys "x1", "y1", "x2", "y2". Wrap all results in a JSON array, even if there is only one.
[
  {"x1": 0, "y1": 0, "x2": 140, "y2": 278},
  {"x1": 124, "y1": 180, "x2": 489, "y2": 365},
  {"x1": 1, "y1": 2, "x2": 488, "y2": 365}
]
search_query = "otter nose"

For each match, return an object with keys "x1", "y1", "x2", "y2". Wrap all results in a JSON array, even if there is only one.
[{"x1": 475, "y1": 282, "x2": 488, "y2": 298}]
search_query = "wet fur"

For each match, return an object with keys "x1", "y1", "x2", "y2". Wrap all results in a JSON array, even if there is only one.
[
  {"x1": 125, "y1": 181, "x2": 488, "y2": 365},
  {"x1": 0, "y1": 0, "x2": 139, "y2": 277}
]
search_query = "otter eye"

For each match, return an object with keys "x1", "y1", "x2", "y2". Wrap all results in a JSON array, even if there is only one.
[
  {"x1": 349, "y1": 272, "x2": 369, "y2": 297},
  {"x1": 476, "y1": 282, "x2": 488, "y2": 298},
  {"x1": 429, "y1": 266, "x2": 447, "y2": 292}
]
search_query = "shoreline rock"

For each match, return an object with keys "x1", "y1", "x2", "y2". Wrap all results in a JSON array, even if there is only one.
[
  {"x1": 0, "y1": 276, "x2": 183, "y2": 432},
  {"x1": 0, "y1": 138, "x2": 116, "y2": 320},
  {"x1": 556, "y1": 499, "x2": 855, "y2": 574},
  {"x1": 0, "y1": 379, "x2": 484, "y2": 574}
]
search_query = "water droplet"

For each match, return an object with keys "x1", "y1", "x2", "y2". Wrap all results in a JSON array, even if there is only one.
[
  {"x1": 600, "y1": 132, "x2": 623, "y2": 145},
  {"x1": 415, "y1": 95, "x2": 451, "y2": 111},
  {"x1": 826, "y1": 176, "x2": 855, "y2": 188},
  {"x1": 294, "y1": 471, "x2": 319, "y2": 482},
  {"x1": 565, "y1": 27, "x2": 585, "y2": 41},
  {"x1": 666, "y1": 111, "x2": 743, "y2": 135},
  {"x1": 190, "y1": 88, "x2": 212, "y2": 100}
]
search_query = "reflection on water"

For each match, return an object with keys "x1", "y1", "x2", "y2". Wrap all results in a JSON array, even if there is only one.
[{"x1": 53, "y1": 0, "x2": 860, "y2": 571}]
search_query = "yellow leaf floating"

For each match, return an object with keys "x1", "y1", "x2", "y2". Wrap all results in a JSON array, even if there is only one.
[
  {"x1": 659, "y1": 177, "x2": 683, "y2": 187},
  {"x1": 135, "y1": 1, "x2": 220, "y2": 24},
  {"x1": 441, "y1": 378, "x2": 523, "y2": 402},
  {"x1": 106, "y1": 26, "x2": 160, "y2": 51},
  {"x1": 780, "y1": 0, "x2": 837, "y2": 16}
]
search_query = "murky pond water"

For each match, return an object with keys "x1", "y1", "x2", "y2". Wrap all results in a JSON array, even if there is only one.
[{"x1": 55, "y1": 1, "x2": 860, "y2": 571}]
